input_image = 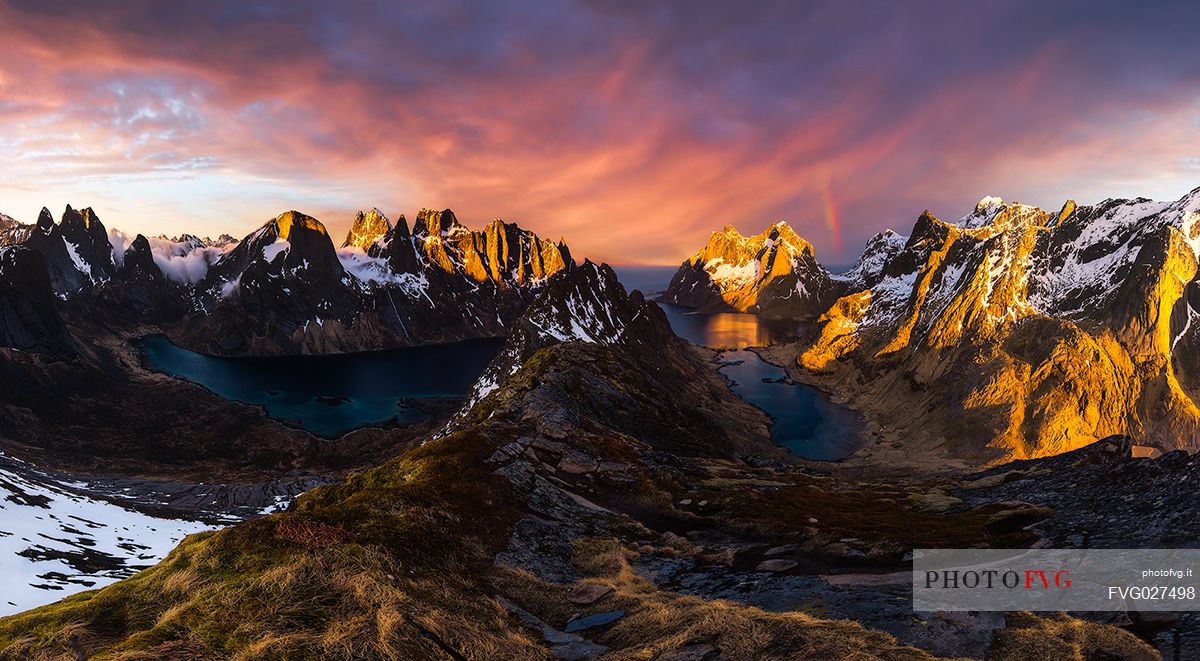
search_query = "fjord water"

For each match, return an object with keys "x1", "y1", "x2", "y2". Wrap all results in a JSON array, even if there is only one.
[
  {"x1": 615, "y1": 265, "x2": 864, "y2": 461},
  {"x1": 135, "y1": 335, "x2": 504, "y2": 437}
]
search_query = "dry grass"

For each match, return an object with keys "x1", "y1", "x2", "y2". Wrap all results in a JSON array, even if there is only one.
[
  {"x1": 0, "y1": 428, "x2": 540, "y2": 660},
  {"x1": 987, "y1": 612, "x2": 1158, "y2": 660}
]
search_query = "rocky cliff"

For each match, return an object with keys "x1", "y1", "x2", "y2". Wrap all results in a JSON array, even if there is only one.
[
  {"x1": 341, "y1": 208, "x2": 392, "y2": 250},
  {"x1": 788, "y1": 187, "x2": 1200, "y2": 466},
  {"x1": 662, "y1": 221, "x2": 843, "y2": 318},
  {"x1": 0, "y1": 247, "x2": 74, "y2": 354}
]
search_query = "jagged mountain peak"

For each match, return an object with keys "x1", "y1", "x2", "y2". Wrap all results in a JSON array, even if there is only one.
[
  {"x1": 35, "y1": 208, "x2": 54, "y2": 233},
  {"x1": 1056, "y1": 199, "x2": 1077, "y2": 225},
  {"x1": 710, "y1": 221, "x2": 806, "y2": 248},
  {"x1": 958, "y1": 196, "x2": 1053, "y2": 232},
  {"x1": 0, "y1": 212, "x2": 33, "y2": 247},
  {"x1": 121, "y1": 234, "x2": 162, "y2": 280},
  {"x1": 841, "y1": 228, "x2": 909, "y2": 288},
  {"x1": 663, "y1": 218, "x2": 836, "y2": 317},
  {"x1": 57, "y1": 205, "x2": 116, "y2": 280},
  {"x1": 974, "y1": 195, "x2": 1004, "y2": 213},
  {"x1": 60, "y1": 205, "x2": 102, "y2": 232},
  {"x1": 343, "y1": 208, "x2": 393, "y2": 250}
]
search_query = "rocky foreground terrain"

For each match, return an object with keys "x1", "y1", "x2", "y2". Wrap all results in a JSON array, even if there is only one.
[
  {"x1": 669, "y1": 186, "x2": 1200, "y2": 469},
  {"x1": 0, "y1": 262, "x2": 1173, "y2": 660}
]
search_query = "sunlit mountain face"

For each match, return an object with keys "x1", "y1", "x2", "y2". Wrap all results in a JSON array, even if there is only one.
[
  {"x1": 2, "y1": 2, "x2": 1200, "y2": 660},
  {"x1": 0, "y1": 1, "x2": 1197, "y2": 265}
]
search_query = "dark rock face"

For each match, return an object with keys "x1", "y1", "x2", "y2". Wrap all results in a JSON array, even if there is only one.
[
  {"x1": 57, "y1": 206, "x2": 116, "y2": 282},
  {"x1": 92, "y1": 234, "x2": 185, "y2": 320},
  {"x1": 369, "y1": 216, "x2": 420, "y2": 274},
  {"x1": 23, "y1": 207, "x2": 88, "y2": 296},
  {"x1": 0, "y1": 247, "x2": 74, "y2": 354},
  {"x1": 122, "y1": 235, "x2": 162, "y2": 281},
  {"x1": 958, "y1": 436, "x2": 1200, "y2": 549}
]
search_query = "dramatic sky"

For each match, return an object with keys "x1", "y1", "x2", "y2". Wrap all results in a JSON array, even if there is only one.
[{"x1": 0, "y1": 1, "x2": 1197, "y2": 265}]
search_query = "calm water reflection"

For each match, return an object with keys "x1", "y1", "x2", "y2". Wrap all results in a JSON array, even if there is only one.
[
  {"x1": 135, "y1": 335, "x2": 503, "y2": 437},
  {"x1": 614, "y1": 265, "x2": 864, "y2": 461},
  {"x1": 658, "y1": 303, "x2": 801, "y2": 348}
]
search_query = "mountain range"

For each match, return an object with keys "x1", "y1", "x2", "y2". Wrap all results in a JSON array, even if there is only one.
[
  {"x1": 0, "y1": 205, "x2": 572, "y2": 356},
  {"x1": 665, "y1": 186, "x2": 1200, "y2": 468}
]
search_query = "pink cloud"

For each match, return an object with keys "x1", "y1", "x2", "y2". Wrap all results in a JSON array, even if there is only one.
[{"x1": 0, "y1": 1, "x2": 1195, "y2": 264}]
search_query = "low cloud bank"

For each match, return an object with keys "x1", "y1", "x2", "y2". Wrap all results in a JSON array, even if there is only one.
[{"x1": 108, "y1": 229, "x2": 231, "y2": 284}]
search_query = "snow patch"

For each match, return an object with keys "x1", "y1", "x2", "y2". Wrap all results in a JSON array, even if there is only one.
[
  {"x1": 705, "y1": 257, "x2": 760, "y2": 288},
  {"x1": 335, "y1": 248, "x2": 432, "y2": 302},
  {"x1": 263, "y1": 238, "x2": 290, "y2": 262},
  {"x1": 62, "y1": 240, "x2": 89, "y2": 275},
  {"x1": 0, "y1": 452, "x2": 215, "y2": 617}
]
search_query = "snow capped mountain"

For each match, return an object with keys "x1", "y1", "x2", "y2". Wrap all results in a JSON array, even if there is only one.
[
  {"x1": 792, "y1": 185, "x2": 1200, "y2": 464},
  {"x1": 837, "y1": 229, "x2": 908, "y2": 289},
  {"x1": 342, "y1": 208, "x2": 392, "y2": 250},
  {"x1": 168, "y1": 208, "x2": 574, "y2": 355},
  {"x1": 662, "y1": 221, "x2": 842, "y2": 318},
  {"x1": 58, "y1": 205, "x2": 116, "y2": 283}
]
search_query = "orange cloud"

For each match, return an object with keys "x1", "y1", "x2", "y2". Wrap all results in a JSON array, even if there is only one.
[{"x1": 0, "y1": 1, "x2": 1196, "y2": 265}]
